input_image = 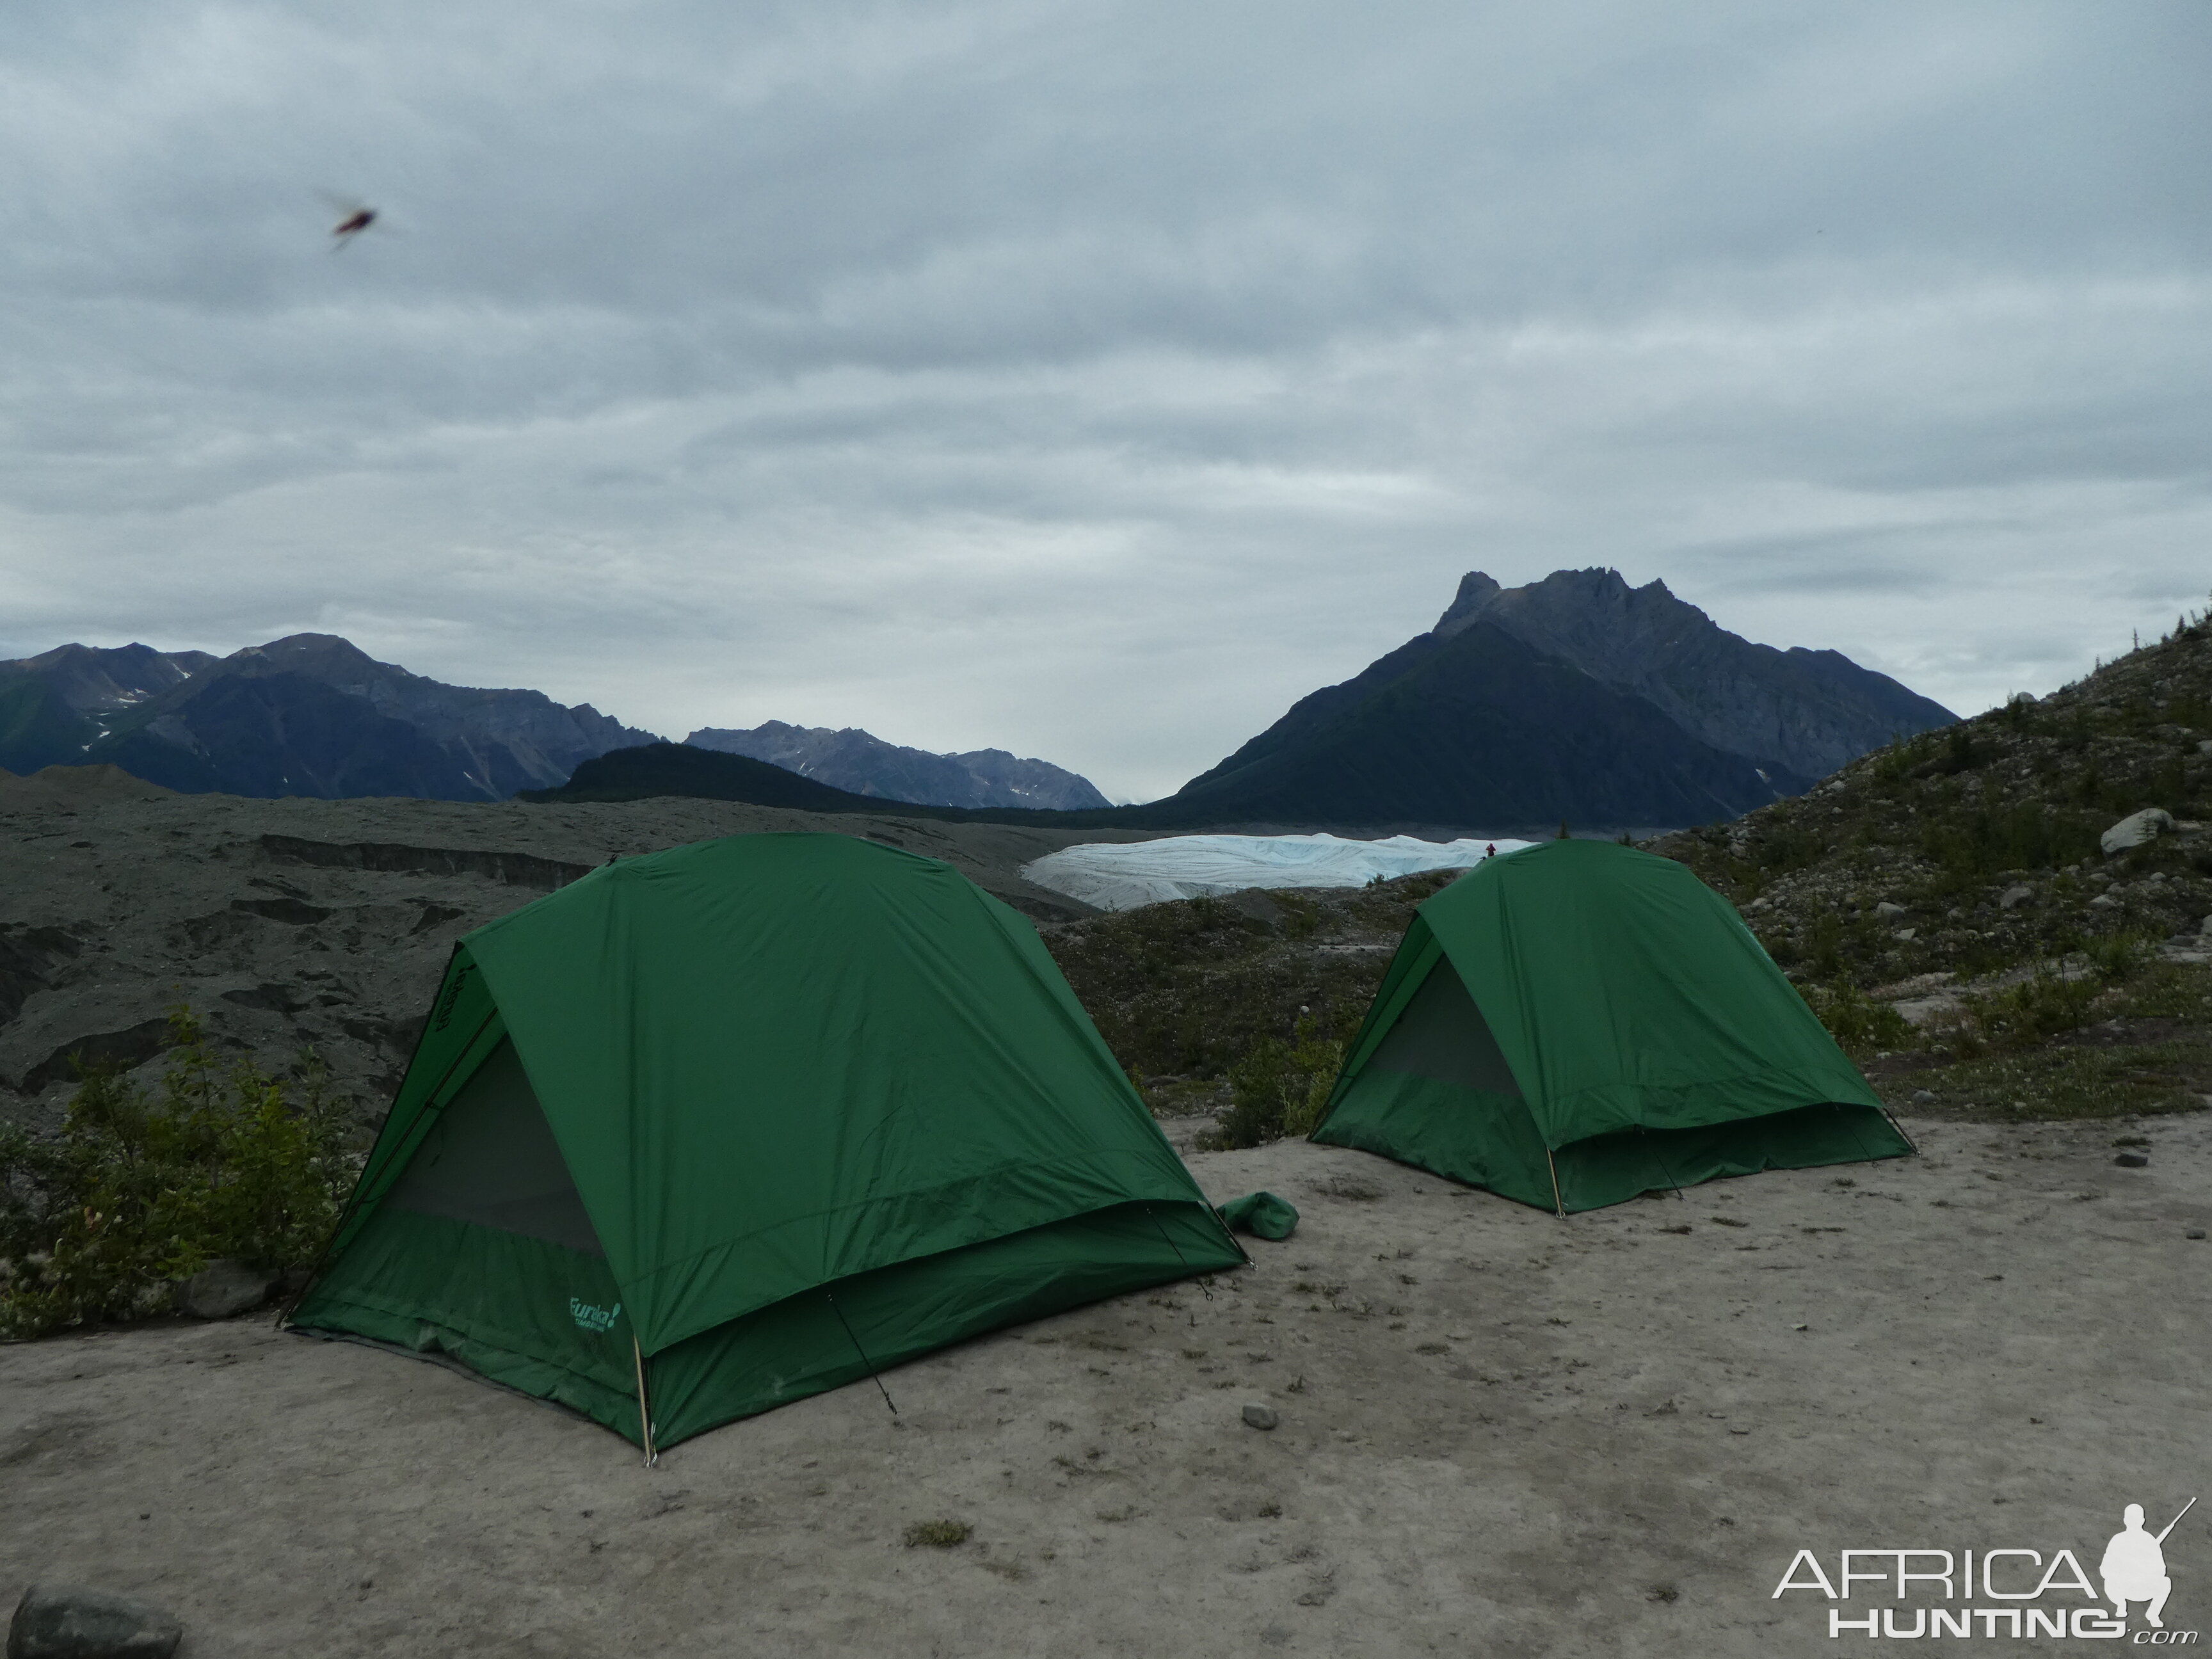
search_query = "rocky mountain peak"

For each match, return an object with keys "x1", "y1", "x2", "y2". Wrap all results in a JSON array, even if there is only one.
[
  {"x1": 4, "y1": 642, "x2": 214, "y2": 714},
  {"x1": 1427, "y1": 566, "x2": 1952, "y2": 780}
]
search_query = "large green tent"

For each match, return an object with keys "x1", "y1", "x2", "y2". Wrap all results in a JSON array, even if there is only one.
[
  {"x1": 1310, "y1": 838, "x2": 1911, "y2": 1213},
  {"x1": 291, "y1": 833, "x2": 1242, "y2": 1451}
]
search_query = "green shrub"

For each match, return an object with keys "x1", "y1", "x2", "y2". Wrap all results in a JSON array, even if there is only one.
[
  {"x1": 1799, "y1": 981, "x2": 1914, "y2": 1058},
  {"x1": 0, "y1": 1007, "x2": 361, "y2": 1340},
  {"x1": 2080, "y1": 928, "x2": 2158, "y2": 982},
  {"x1": 1961, "y1": 969, "x2": 2100, "y2": 1048},
  {"x1": 1200, "y1": 1017, "x2": 1347, "y2": 1150}
]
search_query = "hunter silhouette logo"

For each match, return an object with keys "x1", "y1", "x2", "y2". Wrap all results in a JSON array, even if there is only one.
[
  {"x1": 1772, "y1": 1495, "x2": 2197, "y2": 1640},
  {"x1": 2105, "y1": 1499, "x2": 2193, "y2": 1630}
]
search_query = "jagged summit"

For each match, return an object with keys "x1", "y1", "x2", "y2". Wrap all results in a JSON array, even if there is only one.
[
  {"x1": 1160, "y1": 566, "x2": 1957, "y2": 831},
  {"x1": 1429, "y1": 568, "x2": 1955, "y2": 781}
]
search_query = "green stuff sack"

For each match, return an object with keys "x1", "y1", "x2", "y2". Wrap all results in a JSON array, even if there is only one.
[{"x1": 1216, "y1": 1190, "x2": 1299, "y2": 1240}]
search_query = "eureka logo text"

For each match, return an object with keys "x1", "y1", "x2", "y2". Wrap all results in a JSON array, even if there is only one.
[{"x1": 570, "y1": 1298, "x2": 621, "y2": 1333}]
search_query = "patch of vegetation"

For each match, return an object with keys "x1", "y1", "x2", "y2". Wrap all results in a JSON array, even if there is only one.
[
  {"x1": 1647, "y1": 607, "x2": 2212, "y2": 1123},
  {"x1": 1799, "y1": 980, "x2": 1914, "y2": 1058},
  {"x1": 903, "y1": 1519, "x2": 973, "y2": 1548},
  {"x1": 1045, "y1": 871, "x2": 1460, "y2": 1089},
  {"x1": 1954, "y1": 970, "x2": 2104, "y2": 1052},
  {"x1": 1893, "y1": 1034, "x2": 2212, "y2": 1123},
  {"x1": 0, "y1": 1007, "x2": 360, "y2": 1340},
  {"x1": 1198, "y1": 1016, "x2": 1347, "y2": 1150}
]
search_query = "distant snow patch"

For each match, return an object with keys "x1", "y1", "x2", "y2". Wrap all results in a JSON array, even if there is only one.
[{"x1": 1022, "y1": 833, "x2": 1532, "y2": 912}]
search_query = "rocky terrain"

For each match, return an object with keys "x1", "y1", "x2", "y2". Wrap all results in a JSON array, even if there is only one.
[
  {"x1": 0, "y1": 765, "x2": 1150, "y2": 1137},
  {"x1": 1651, "y1": 614, "x2": 2212, "y2": 1121},
  {"x1": 687, "y1": 720, "x2": 1111, "y2": 810}
]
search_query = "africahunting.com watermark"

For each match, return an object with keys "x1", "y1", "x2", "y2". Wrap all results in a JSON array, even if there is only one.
[{"x1": 1774, "y1": 1498, "x2": 2197, "y2": 1641}]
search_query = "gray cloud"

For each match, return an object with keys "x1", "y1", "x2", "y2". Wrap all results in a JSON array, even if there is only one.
[{"x1": 3, "y1": 1, "x2": 2208, "y2": 799}]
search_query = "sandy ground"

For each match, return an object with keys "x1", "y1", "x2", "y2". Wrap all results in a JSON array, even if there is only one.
[{"x1": 4, "y1": 1114, "x2": 2208, "y2": 1657}]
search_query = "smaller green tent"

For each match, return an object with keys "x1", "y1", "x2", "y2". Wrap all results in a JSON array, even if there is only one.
[
  {"x1": 292, "y1": 833, "x2": 1243, "y2": 1451},
  {"x1": 1310, "y1": 839, "x2": 1910, "y2": 1212}
]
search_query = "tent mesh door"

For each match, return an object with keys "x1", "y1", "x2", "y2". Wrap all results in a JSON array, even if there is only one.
[
  {"x1": 383, "y1": 1037, "x2": 605, "y2": 1257},
  {"x1": 1367, "y1": 959, "x2": 1525, "y2": 1097}
]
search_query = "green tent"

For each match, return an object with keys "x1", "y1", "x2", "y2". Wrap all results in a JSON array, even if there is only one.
[
  {"x1": 1310, "y1": 839, "x2": 1911, "y2": 1213},
  {"x1": 292, "y1": 833, "x2": 1242, "y2": 1452}
]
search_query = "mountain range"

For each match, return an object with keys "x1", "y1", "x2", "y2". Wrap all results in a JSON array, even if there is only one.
[
  {"x1": 685, "y1": 721, "x2": 1110, "y2": 810},
  {"x1": 6, "y1": 568, "x2": 1957, "y2": 828},
  {"x1": 0, "y1": 636, "x2": 656, "y2": 801},
  {"x1": 547, "y1": 568, "x2": 1956, "y2": 830}
]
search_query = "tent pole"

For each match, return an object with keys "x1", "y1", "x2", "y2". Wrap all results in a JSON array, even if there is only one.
[
  {"x1": 632, "y1": 1336, "x2": 657, "y2": 1467},
  {"x1": 1545, "y1": 1150, "x2": 1566, "y2": 1219}
]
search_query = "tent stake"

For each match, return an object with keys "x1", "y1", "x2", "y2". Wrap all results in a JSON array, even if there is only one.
[
  {"x1": 632, "y1": 1336, "x2": 657, "y2": 1467},
  {"x1": 1546, "y1": 1150, "x2": 1565, "y2": 1219}
]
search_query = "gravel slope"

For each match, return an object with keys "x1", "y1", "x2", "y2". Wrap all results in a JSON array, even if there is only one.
[{"x1": 0, "y1": 767, "x2": 1142, "y2": 1132}]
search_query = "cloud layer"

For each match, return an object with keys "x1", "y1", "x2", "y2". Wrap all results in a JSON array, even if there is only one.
[{"x1": 4, "y1": 1, "x2": 2208, "y2": 799}]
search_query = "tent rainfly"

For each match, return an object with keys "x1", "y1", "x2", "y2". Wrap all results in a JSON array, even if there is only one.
[
  {"x1": 1309, "y1": 838, "x2": 1912, "y2": 1213},
  {"x1": 290, "y1": 833, "x2": 1244, "y2": 1452}
]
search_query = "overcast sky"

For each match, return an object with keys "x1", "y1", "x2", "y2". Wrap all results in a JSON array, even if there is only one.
[{"x1": 3, "y1": 3, "x2": 2208, "y2": 800}]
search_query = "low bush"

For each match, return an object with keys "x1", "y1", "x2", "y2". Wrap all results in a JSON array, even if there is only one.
[
  {"x1": 0, "y1": 1007, "x2": 361, "y2": 1340},
  {"x1": 1799, "y1": 981, "x2": 1914, "y2": 1059},
  {"x1": 1895, "y1": 1036, "x2": 2211, "y2": 1121},
  {"x1": 1961, "y1": 970, "x2": 2103, "y2": 1050},
  {"x1": 1199, "y1": 1017, "x2": 1347, "y2": 1150}
]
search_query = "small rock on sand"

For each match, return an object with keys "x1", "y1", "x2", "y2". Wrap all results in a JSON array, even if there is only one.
[
  {"x1": 1242, "y1": 1405, "x2": 1279, "y2": 1431},
  {"x1": 7, "y1": 1583, "x2": 182, "y2": 1658}
]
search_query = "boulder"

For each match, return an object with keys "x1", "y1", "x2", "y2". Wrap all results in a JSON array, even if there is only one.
[
  {"x1": 1241, "y1": 1404, "x2": 1279, "y2": 1431},
  {"x1": 1998, "y1": 885, "x2": 2034, "y2": 911},
  {"x1": 2200, "y1": 739, "x2": 2212, "y2": 758},
  {"x1": 2101, "y1": 808, "x2": 2174, "y2": 856},
  {"x1": 175, "y1": 1258, "x2": 276, "y2": 1319},
  {"x1": 1874, "y1": 901, "x2": 1907, "y2": 920},
  {"x1": 6, "y1": 1584, "x2": 182, "y2": 1658}
]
